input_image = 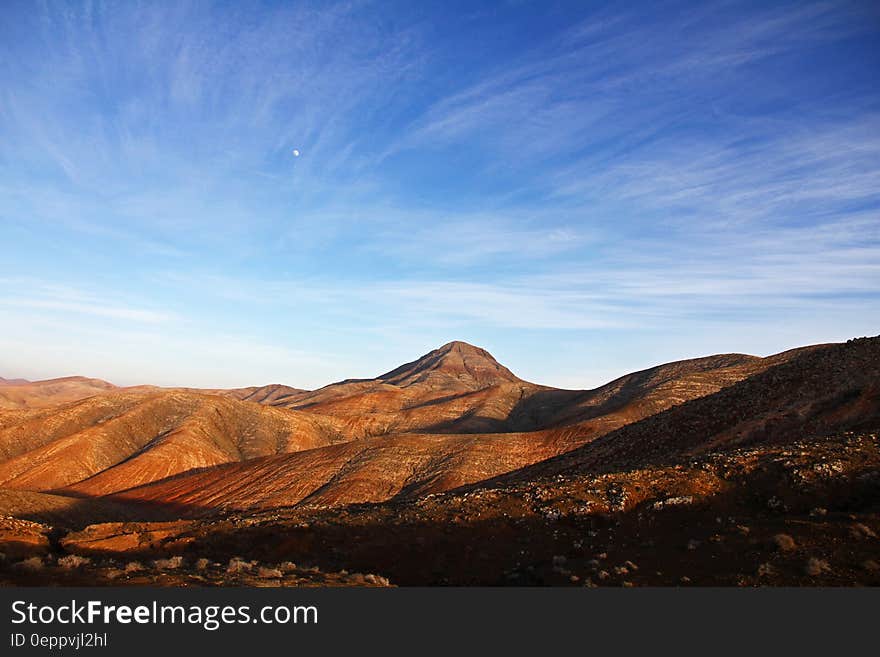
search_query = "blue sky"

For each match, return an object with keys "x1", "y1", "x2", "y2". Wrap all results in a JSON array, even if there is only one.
[{"x1": 1, "y1": 0, "x2": 879, "y2": 389}]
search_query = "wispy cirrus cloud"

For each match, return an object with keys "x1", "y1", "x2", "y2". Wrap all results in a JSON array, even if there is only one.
[
  {"x1": 0, "y1": 278, "x2": 174, "y2": 323},
  {"x1": 385, "y1": 1, "x2": 870, "y2": 165},
  {"x1": 547, "y1": 118, "x2": 880, "y2": 228},
  {"x1": 1, "y1": 1, "x2": 878, "y2": 389}
]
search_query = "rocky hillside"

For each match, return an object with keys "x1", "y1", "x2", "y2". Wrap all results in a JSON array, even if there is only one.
[
  {"x1": 501, "y1": 336, "x2": 880, "y2": 481},
  {"x1": 0, "y1": 391, "x2": 348, "y2": 495},
  {"x1": 92, "y1": 342, "x2": 846, "y2": 514}
]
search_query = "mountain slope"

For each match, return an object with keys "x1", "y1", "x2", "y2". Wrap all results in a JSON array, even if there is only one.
[
  {"x1": 504, "y1": 346, "x2": 824, "y2": 431},
  {"x1": 494, "y1": 336, "x2": 880, "y2": 483},
  {"x1": 224, "y1": 384, "x2": 308, "y2": 405},
  {"x1": 0, "y1": 375, "x2": 309, "y2": 410},
  {"x1": 0, "y1": 376, "x2": 117, "y2": 409},
  {"x1": 256, "y1": 341, "x2": 541, "y2": 435},
  {"x1": 0, "y1": 377, "x2": 30, "y2": 386},
  {"x1": 0, "y1": 391, "x2": 348, "y2": 495},
  {"x1": 104, "y1": 429, "x2": 568, "y2": 513},
  {"x1": 102, "y1": 338, "x2": 877, "y2": 514},
  {"x1": 254, "y1": 341, "x2": 798, "y2": 436},
  {"x1": 377, "y1": 341, "x2": 522, "y2": 388}
]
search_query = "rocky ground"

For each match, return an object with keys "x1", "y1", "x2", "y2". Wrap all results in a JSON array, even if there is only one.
[
  {"x1": 2, "y1": 432, "x2": 876, "y2": 586},
  {"x1": 0, "y1": 535, "x2": 390, "y2": 587}
]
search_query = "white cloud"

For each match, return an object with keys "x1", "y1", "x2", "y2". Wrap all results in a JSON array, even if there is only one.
[{"x1": 0, "y1": 278, "x2": 174, "y2": 324}]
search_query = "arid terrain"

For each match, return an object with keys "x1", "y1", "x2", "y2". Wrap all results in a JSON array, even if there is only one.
[{"x1": 1, "y1": 337, "x2": 877, "y2": 586}]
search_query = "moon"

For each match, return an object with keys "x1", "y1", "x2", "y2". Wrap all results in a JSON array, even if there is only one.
[{"x1": 292, "y1": 149, "x2": 300, "y2": 157}]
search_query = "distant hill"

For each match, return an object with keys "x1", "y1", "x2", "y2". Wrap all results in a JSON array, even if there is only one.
[
  {"x1": 0, "y1": 377, "x2": 30, "y2": 386},
  {"x1": 0, "y1": 376, "x2": 116, "y2": 409}
]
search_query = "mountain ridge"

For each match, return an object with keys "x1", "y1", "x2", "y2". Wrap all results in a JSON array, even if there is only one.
[
  {"x1": 89, "y1": 339, "x2": 869, "y2": 514},
  {"x1": 0, "y1": 338, "x2": 863, "y2": 515}
]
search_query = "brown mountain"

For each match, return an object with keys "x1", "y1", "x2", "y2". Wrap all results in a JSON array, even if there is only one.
[
  {"x1": 495, "y1": 336, "x2": 880, "y2": 481},
  {"x1": 0, "y1": 340, "x2": 825, "y2": 515},
  {"x1": 1, "y1": 336, "x2": 878, "y2": 587},
  {"x1": 103, "y1": 430, "x2": 563, "y2": 512},
  {"x1": 0, "y1": 377, "x2": 30, "y2": 386},
  {"x1": 99, "y1": 341, "x2": 844, "y2": 515},
  {"x1": 268, "y1": 341, "x2": 540, "y2": 435},
  {"x1": 503, "y1": 347, "x2": 821, "y2": 431},
  {"x1": 223, "y1": 384, "x2": 308, "y2": 405},
  {"x1": 0, "y1": 376, "x2": 117, "y2": 410},
  {"x1": 0, "y1": 374, "x2": 308, "y2": 411},
  {"x1": 243, "y1": 341, "x2": 803, "y2": 438},
  {"x1": 0, "y1": 390, "x2": 348, "y2": 496},
  {"x1": 378, "y1": 340, "x2": 521, "y2": 388}
]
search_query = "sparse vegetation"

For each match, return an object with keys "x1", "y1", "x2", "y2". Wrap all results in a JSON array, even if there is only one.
[
  {"x1": 226, "y1": 557, "x2": 254, "y2": 574},
  {"x1": 15, "y1": 556, "x2": 44, "y2": 571},
  {"x1": 57, "y1": 554, "x2": 91, "y2": 569},
  {"x1": 152, "y1": 556, "x2": 184, "y2": 570}
]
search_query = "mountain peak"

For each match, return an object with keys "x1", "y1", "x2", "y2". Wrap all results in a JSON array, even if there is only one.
[
  {"x1": 436, "y1": 340, "x2": 490, "y2": 355},
  {"x1": 378, "y1": 341, "x2": 520, "y2": 388}
]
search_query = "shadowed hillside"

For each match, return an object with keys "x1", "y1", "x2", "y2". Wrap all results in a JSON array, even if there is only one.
[
  {"x1": 95, "y1": 340, "x2": 871, "y2": 514},
  {"x1": 1, "y1": 336, "x2": 877, "y2": 588},
  {"x1": 495, "y1": 336, "x2": 880, "y2": 482}
]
